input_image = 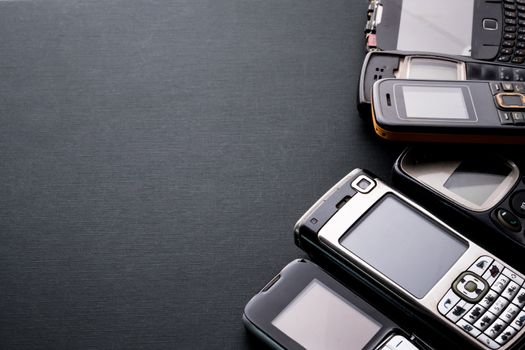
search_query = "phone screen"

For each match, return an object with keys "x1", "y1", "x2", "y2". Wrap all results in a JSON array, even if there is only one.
[
  {"x1": 396, "y1": 0, "x2": 474, "y2": 56},
  {"x1": 402, "y1": 86, "x2": 469, "y2": 119},
  {"x1": 272, "y1": 279, "x2": 382, "y2": 350},
  {"x1": 444, "y1": 159, "x2": 512, "y2": 206},
  {"x1": 340, "y1": 195, "x2": 468, "y2": 298},
  {"x1": 407, "y1": 58, "x2": 459, "y2": 80}
]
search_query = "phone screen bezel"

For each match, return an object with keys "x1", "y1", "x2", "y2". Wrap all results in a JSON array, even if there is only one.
[
  {"x1": 243, "y1": 259, "x2": 398, "y2": 350},
  {"x1": 399, "y1": 149, "x2": 520, "y2": 212}
]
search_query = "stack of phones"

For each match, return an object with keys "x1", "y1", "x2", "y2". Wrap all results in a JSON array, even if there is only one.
[
  {"x1": 243, "y1": 1, "x2": 525, "y2": 349},
  {"x1": 359, "y1": 0, "x2": 525, "y2": 144}
]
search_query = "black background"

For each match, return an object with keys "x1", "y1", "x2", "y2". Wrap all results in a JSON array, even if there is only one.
[{"x1": 0, "y1": 1, "x2": 408, "y2": 349}]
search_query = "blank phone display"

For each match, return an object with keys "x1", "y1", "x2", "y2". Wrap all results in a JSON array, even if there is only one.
[{"x1": 272, "y1": 279, "x2": 382, "y2": 350}]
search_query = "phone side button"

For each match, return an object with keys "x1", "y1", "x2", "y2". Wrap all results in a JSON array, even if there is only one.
[
  {"x1": 477, "y1": 334, "x2": 501, "y2": 349},
  {"x1": 438, "y1": 289, "x2": 461, "y2": 315}
]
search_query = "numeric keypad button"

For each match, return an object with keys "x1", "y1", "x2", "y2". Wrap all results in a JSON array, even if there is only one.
[
  {"x1": 492, "y1": 275, "x2": 510, "y2": 294},
  {"x1": 502, "y1": 281, "x2": 520, "y2": 300},
  {"x1": 446, "y1": 300, "x2": 473, "y2": 322},
  {"x1": 480, "y1": 290, "x2": 500, "y2": 309},
  {"x1": 510, "y1": 310, "x2": 525, "y2": 330},
  {"x1": 464, "y1": 305, "x2": 486, "y2": 323},
  {"x1": 484, "y1": 319, "x2": 507, "y2": 339},
  {"x1": 496, "y1": 325, "x2": 517, "y2": 345},
  {"x1": 511, "y1": 288, "x2": 525, "y2": 307},
  {"x1": 475, "y1": 310, "x2": 497, "y2": 331},
  {"x1": 501, "y1": 304, "x2": 520, "y2": 323},
  {"x1": 489, "y1": 297, "x2": 509, "y2": 316}
]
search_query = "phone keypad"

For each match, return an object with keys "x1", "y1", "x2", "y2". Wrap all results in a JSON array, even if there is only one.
[
  {"x1": 492, "y1": 82, "x2": 525, "y2": 126},
  {"x1": 438, "y1": 256, "x2": 525, "y2": 348}
]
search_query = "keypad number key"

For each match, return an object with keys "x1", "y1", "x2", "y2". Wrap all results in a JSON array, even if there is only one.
[
  {"x1": 464, "y1": 305, "x2": 486, "y2": 323},
  {"x1": 501, "y1": 304, "x2": 520, "y2": 323},
  {"x1": 446, "y1": 300, "x2": 473, "y2": 322},
  {"x1": 511, "y1": 310, "x2": 525, "y2": 331},
  {"x1": 484, "y1": 318, "x2": 507, "y2": 339},
  {"x1": 480, "y1": 290, "x2": 500, "y2": 309},
  {"x1": 488, "y1": 296, "x2": 509, "y2": 316},
  {"x1": 496, "y1": 325, "x2": 517, "y2": 345},
  {"x1": 474, "y1": 310, "x2": 497, "y2": 331},
  {"x1": 511, "y1": 287, "x2": 525, "y2": 308},
  {"x1": 502, "y1": 281, "x2": 520, "y2": 301},
  {"x1": 492, "y1": 275, "x2": 510, "y2": 294}
]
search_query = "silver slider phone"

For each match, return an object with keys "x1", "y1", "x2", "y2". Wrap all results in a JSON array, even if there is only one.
[{"x1": 305, "y1": 169, "x2": 525, "y2": 350}]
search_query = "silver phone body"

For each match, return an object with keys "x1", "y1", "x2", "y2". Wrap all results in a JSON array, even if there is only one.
[{"x1": 314, "y1": 169, "x2": 525, "y2": 350}]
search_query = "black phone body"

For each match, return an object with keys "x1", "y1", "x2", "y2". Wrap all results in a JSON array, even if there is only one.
[
  {"x1": 365, "y1": 0, "x2": 521, "y2": 65},
  {"x1": 294, "y1": 169, "x2": 525, "y2": 350},
  {"x1": 371, "y1": 78, "x2": 525, "y2": 143},
  {"x1": 358, "y1": 51, "x2": 525, "y2": 108},
  {"x1": 393, "y1": 147, "x2": 525, "y2": 255},
  {"x1": 243, "y1": 259, "x2": 429, "y2": 350}
]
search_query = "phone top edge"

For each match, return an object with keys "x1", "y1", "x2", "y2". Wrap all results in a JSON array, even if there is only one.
[{"x1": 293, "y1": 168, "x2": 367, "y2": 236}]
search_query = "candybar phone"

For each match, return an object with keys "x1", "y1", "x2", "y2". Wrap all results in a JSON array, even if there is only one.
[
  {"x1": 243, "y1": 259, "x2": 431, "y2": 350},
  {"x1": 393, "y1": 147, "x2": 525, "y2": 253},
  {"x1": 358, "y1": 51, "x2": 525, "y2": 108},
  {"x1": 371, "y1": 79, "x2": 525, "y2": 143},
  {"x1": 365, "y1": 0, "x2": 525, "y2": 65},
  {"x1": 295, "y1": 169, "x2": 525, "y2": 350}
]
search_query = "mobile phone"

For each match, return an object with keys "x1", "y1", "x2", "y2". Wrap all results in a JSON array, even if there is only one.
[
  {"x1": 358, "y1": 51, "x2": 525, "y2": 108},
  {"x1": 365, "y1": 0, "x2": 524, "y2": 65},
  {"x1": 294, "y1": 169, "x2": 525, "y2": 350},
  {"x1": 370, "y1": 78, "x2": 525, "y2": 143},
  {"x1": 243, "y1": 258, "x2": 431, "y2": 350},
  {"x1": 392, "y1": 147, "x2": 525, "y2": 253}
]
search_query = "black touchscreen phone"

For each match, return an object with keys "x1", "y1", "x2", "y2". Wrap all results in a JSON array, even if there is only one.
[
  {"x1": 393, "y1": 147, "x2": 525, "y2": 253},
  {"x1": 243, "y1": 259, "x2": 431, "y2": 350},
  {"x1": 295, "y1": 169, "x2": 525, "y2": 350},
  {"x1": 358, "y1": 51, "x2": 525, "y2": 108},
  {"x1": 365, "y1": 0, "x2": 524, "y2": 65},
  {"x1": 371, "y1": 78, "x2": 525, "y2": 143}
]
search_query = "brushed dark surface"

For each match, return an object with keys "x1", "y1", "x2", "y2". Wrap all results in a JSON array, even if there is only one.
[{"x1": 0, "y1": 1, "x2": 403, "y2": 349}]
